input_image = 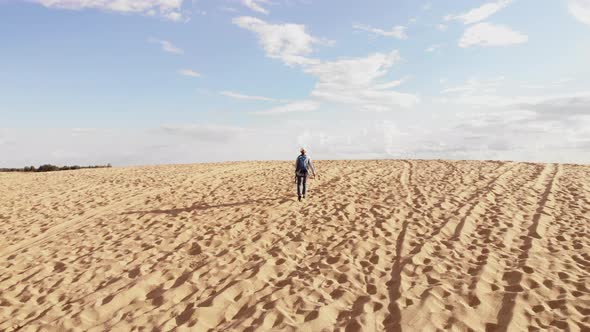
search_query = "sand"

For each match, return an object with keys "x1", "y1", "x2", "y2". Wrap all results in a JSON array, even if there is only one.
[{"x1": 0, "y1": 160, "x2": 588, "y2": 331}]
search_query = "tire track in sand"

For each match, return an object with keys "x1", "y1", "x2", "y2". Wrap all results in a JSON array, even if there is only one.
[
  {"x1": 0, "y1": 165, "x2": 250, "y2": 258},
  {"x1": 490, "y1": 163, "x2": 561, "y2": 332},
  {"x1": 383, "y1": 160, "x2": 416, "y2": 331},
  {"x1": 384, "y1": 162, "x2": 515, "y2": 330},
  {"x1": 418, "y1": 163, "x2": 531, "y2": 329},
  {"x1": 457, "y1": 163, "x2": 544, "y2": 311},
  {"x1": 446, "y1": 164, "x2": 523, "y2": 244},
  {"x1": 0, "y1": 165, "x2": 275, "y2": 330}
]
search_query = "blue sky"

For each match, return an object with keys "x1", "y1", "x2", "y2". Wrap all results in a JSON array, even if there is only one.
[{"x1": 1, "y1": 0, "x2": 590, "y2": 166}]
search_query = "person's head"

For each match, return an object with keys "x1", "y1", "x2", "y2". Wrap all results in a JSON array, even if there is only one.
[{"x1": 300, "y1": 148, "x2": 306, "y2": 155}]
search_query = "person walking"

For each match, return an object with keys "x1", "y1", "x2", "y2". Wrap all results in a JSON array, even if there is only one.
[{"x1": 295, "y1": 148, "x2": 316, "y2": 201}]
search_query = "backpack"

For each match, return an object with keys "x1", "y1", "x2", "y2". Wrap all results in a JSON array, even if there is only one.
[{"x1": 296, "y1": 155, "x2": 308, "y2": 175}]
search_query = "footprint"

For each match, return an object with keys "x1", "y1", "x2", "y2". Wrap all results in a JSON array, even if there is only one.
[
  {"x1": 304, "y1": 310, "x2": 319, "y2": 322},
  {"x1": 175, "y1": 303, "x2": 195, "y2": 326},
  {"x1": 369, "y1": 254, "x2": 379, "y2": 265},
  {"x1": 468, "y1": 295, "x2": 481, "y2": 307},
  {"x1": 102, "y1": 294, "x2": 115, "y2": 305},
  {"x1": 502, "y1": 270, "x2": 522, "y2": 284},
  {"x1": 53, "y1": 262, "x2": 66, "y2": 273},
  {"x1": 128, "y1": 266, "x2": 140, "y2": 278},
  {"x1": 330, "y1": 288, "x2": 345, "y2": 299},
  {"x1": 374, "y1": 302, "x2": 383, "y2": 311},
  {"x1": 547, "y1": 299, "x2": 565, "y2": 309},
  {"x1": 327, "y1": 256, "x2": 339, "y2": 264},
  {"x1": 337, "y1": 274, "x2": 348, "y2": 284}
]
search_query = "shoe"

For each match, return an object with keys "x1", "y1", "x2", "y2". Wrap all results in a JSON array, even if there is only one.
[
  {"x1": 298, "y1": 196, "x2": 302, "y2": 201},
  {"x1": 302, "y1": 195, "x2": 306, "y2": 199}
]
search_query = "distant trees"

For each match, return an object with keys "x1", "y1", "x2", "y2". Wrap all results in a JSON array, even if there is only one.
[
  {"x1": 37, "y1": 164, "x2": 60, "y2": 172},
  {"x1": 0, "y1": 164, "x2": 112, "y2": 173}
]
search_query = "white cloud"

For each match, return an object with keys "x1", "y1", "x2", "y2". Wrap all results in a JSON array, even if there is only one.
[
  {"x1": 295, "y1": 93, "x2": 590, "y2": 162},
  {"x1": 446, "y1": 95, "x2": 590, "y2": 159},
  {"x1": 306, "y1": 52, "x2": 401, "y2": 88},
  {"x1": 220, "y1": 91, "x2": 278, "y2": 102},
  {"x1": 1, "y1": 124, "x2": 318, "y2": 166},
  {"x1": 459, "y1": 22, "x2": 527, "y2": 47},
  {"x1": 436, "y1": 24, "x2": 448, "y2": 31},
  {"x1": 305, "y1": 51, "x2": 419, "y2": 110},
  {"x1": 254, "y1": 100, "x2": 319, "y2": 114},
  {"x1": 233, "y1": 16, "x2": 328, "y2": 66},
  {"x1": 164, "y1": 11, "x2": 182, "y2": 21},
  {"x1": 517, "y1": 93, "x2": 590, "y2": 118},
  {"x1": 32, "y1": 0, "x2": 186, "y2": 21},
  {"x1": 220, "y1": 6, "x2": 237, "y2": 12},
  {"x1": 3, "y1": 95, "x2": 589, "y2": 166},
  {"x1": 438, "y1": 77, "x2": 532, "y2": 107},
  {"x1": 439, "y1": 76, "x2": 538, "y2": 107},
  {"x1": 241, "y1": 0, "x2": 269, "y2": 15},
  {"x1": 441, "y1": 77, "x2": 505, "y2": 94},
  {"x1": 353, "y1": 23, "x2": 408, "y2": 39},
  {"x1": 374, "y1": 77, "x2": 408, "y2": 89},
  {"x1": 297, "y1": 121, "x2": 406, "y2": 158},
  {"x1": 439, "y1": 77, "x2": 590, "y2": 112},
  {"x1": 149, "y1": 38, "x2": 183, "y2": 54},
  {"x1": 521, "y1": 78, "x2": 574, "y2": 89},
  {"x1": 422, "y1": 3, "x2": 432, "y2": 11},
  {"x1": 426, "y1": 44, "x2": 442, "y2": 52},
  {"x1": 235, "y1": 18, "x2": 417, "y2": 112},
  {"x1": 445, "y1": 0, "x2": 513, "y2": 25},
  {"x1": 568, "y1": 0, "x2": 590, "y2": 26},
  {"x1": 178, "y1": 69, "x2": 200, "y2": 77}
]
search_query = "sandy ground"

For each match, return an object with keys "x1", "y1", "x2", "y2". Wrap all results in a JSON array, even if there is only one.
[{"x1": 0, "y1": 160, "x2": 589, "y2": 331}]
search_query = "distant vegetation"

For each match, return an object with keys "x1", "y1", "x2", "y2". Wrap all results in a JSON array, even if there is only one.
[{"x1": 0, "y1": 164, "x2": 112, "y2": 173}]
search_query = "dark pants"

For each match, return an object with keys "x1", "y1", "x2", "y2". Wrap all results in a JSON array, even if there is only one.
[{"x1": 297, "y1": 174, "x2": 307, "y2": 198}]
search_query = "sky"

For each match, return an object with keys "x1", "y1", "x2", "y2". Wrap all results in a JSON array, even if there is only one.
[{"x1": 1, "y1": 0, "x2": 590, "y2": 166}]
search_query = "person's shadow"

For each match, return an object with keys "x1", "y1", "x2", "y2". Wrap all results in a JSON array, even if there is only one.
[{"x1": 122, "y1": 196, "x2": 292, "y2": 217}]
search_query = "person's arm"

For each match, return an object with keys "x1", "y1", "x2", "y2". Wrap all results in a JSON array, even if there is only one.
[{"x1": 307, "y1": 158, "x2": 316, "y2": 177}]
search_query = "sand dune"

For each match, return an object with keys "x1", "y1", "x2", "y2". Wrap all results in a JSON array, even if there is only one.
[{"x1": 0, "y1": 160, "x2": 588, "y2": 331}]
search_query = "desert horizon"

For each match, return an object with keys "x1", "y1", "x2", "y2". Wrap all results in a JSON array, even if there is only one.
[
  {"x1": 3, "y1": 157, "x2": 589, "y2": 171},
  {"x1": 1, "y1": 159, "x2": 588, "y2": 331}
]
